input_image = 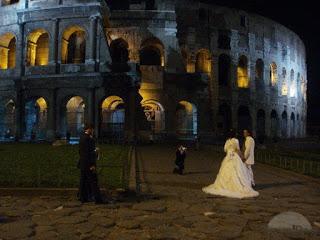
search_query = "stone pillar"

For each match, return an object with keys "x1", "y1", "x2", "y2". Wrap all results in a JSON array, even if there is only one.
[
  {"x1": 47, "y1": 89, "x2": 57, "y2": 141},
  {"x1": 49, "y1": 18, "x2": 59, "y2": 72},
  {"x1": 265, "y1": 108, "x2": 271, "y2": 138},
  {"x1": 251, "y1": 108, "x2": 257, "y2": 136},
  {"x1": 125, "y1": 88, "x2": 137, "y2": 141},
  {"x1": 18, "y1": 23, "x2": 26, "y2": 76},
  {"x1": 87, "y1": 88, "x2": 95, "y2": 125},
  {"x1": 15, "y1": 90, "x2": 24, "y2": 141},
  {"x1": 210, "y1": 54, "x2": 219, "y2": 136},
  {"x1": 86, "y1": 16, "x2": 98, "y2": 65}
]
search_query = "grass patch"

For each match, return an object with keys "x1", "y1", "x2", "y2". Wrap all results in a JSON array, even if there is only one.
[{"x1": 0, "y1": 143, "x2": 129, "y2": 188}]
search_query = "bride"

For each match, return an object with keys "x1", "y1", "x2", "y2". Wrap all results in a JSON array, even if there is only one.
[{"x1": 202, "y1": 129, "x2": 259, "y2": 199}]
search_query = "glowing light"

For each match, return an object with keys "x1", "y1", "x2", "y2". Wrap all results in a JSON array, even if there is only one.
[
  {"x1": 101, "y1": 96, "x2": 124, "y2": 110},
  {"x1": 270, "y1": 62, "x2": 277, "y2": 86},
  {"x1": 196, "y1": 49, "x2": 211, "y2": 74},
  {"x1": 237, "y1": 56, "x2": 249, "y2": 88}
]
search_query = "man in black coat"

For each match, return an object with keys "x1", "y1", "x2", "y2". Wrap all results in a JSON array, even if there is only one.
[{"x1": 78, "y1": 123, "x2": 103, "y2": 204}]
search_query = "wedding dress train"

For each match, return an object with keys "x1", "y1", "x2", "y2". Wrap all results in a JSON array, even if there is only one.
[{"x1": 202, "y1": 138, "x2": 259, "y2": 199}]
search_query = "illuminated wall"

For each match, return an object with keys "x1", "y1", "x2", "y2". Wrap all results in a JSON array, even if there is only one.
[
  {"x1": 27, "y1": 30, "x2": 49, "y2": 66},
  {"x1": 270, "y1": 62, "x2": 277, "y2": 86},
  {"x1": 0, "y1": 33, "x2": 16, "y2": 69},
  {"x1": 195, "y1": 49, "x2": 211, "y2": 74},
  {"x1": 237, "y1": 56, "x2": 249, "y2": 88},
  {"x1": 61, "y1": 26, "x2": 86, "y2": 64}
]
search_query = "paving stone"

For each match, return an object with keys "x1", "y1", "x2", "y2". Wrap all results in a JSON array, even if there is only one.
[
  {"x1": 55, "y1": 215, "x2": 87, "y2": 224},
  {"x1": 88, "y1": 215, "x2": 115, "y2": 228},
  {"x1": 32, "y1": 215, "x2": 54, "y2": 226},
  {"x1": 35, "y1": 231, "x2": 58, "y2": 240},
  {"x1": 132, "y1": 201, "x2": 167, "y2": 213},
  {"x1": 0, "y1": 221, "x2": 35, "y2": 239},
  {"x1": 75, "y1": 222, "x2": 96, "y2": 234},
  {"x1": 35, "y1": 225, "x2": 56, "y2": 233},
  {"x1": 117, "y1": 220, "x2": 141, "y2": 229}
]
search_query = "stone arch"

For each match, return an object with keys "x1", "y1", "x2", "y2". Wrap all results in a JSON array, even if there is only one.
[
  {"x1": 281, "y1": 111, "x2": 288, "y2": 138},
  {"x1": 61, "y1": 26, "x2": 86, "y2": 64},
  {"x1": 100, "y1": 96, "x2": 125, "y2": 141},
  {"x1": 61, "y1": 96, "x2": 86, "y2": 139},
  {"x1": 270, "y1": 62, "x2": 277, "y2": 86},
  {"x1": 255, "y1": 59, "x2": 264, "y2": 90},
  {"x1": 0, "y1": 99, "x2": 16, "y2": 139},
  {"x1": 296, "y1": 113, "x2": 300, "y2": 137},
  {"x1": 281, "y1": 67, "x2": 288, "y2": 95},
  {"x1": 237, "y1": 55, "x2": 249, "y2": 88},
  {"x1": 181, "y1": 48, "x2": 194, "y2": 73},
  {"x1": 110, "y1": 38, "x2": 129, "y2": 64},
  {"x1": 27, "y1": 29, "x2": 50, "y2": 66},
  {"x1": 270, "y1": 110, "x2": 279, "y2": 139},
  {"x1": 139, "y1": 37, "x2": 164, "y2": 66},
  {"x1": 176, "y1": 101, "x2": 197, "y2": 139},
  {"x1": 218, "y1": 54, "x2": 230, "y2": 86},
  {"x1": 1, "y1": 0, "x2": 19, "y2": 6},
  {"x1": 24, "y1": 97, "x2": 48, "y2": 140},
  {"x1": 195, "y1": 49, "x2": 211, "y2": 74},
  {"x1": 142, "y1": 100, "x2": 165, "y2": 134},
  {"x1": 0, "y1": 32, "x2": 16, "y2": 69},
  {"x1": 237, "y1": 105, "x2": 252, "y2": 132},
  {"x1": 289, "y1": 69, "x2": 296, "y2": 97},
  {"x1": 290, "y1": 112, "x2": 295, "y2": 138},
  {"x1": 256, "y1": 109, "x2": 266, "y2": 143},
  {"x1": 217, "y1": 103, "x2": 232, "y2": 136}
]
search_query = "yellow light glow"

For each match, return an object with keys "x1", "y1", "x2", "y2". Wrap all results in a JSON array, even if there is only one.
[
  {"x1": 0, "y1": 33, "x2": 16, "y2": 70},
  {"x1": 270, "y1": 63, "x2": 277, "y2": 86},
  {"x1": 196, "y1": 49, "x2": 211, "y2": 73},
  {"x1": 186, "y1": 63, "x2": 195, "y2": 73},
  {"x1": 36, "y1": 97, "x2": 47, "y2": 111},
  {"x1": 179, "y1": 101, "x2": 194, "y2": 114},
  {"x1": 237, "y1": 66, "x2": 249, "y2": 88},
  {"x1": 281, "y1": 83, "x2": 288, "y2": 96},
  {"x1": 101, "y1": 96, "x2": 124, "y2": 110}
]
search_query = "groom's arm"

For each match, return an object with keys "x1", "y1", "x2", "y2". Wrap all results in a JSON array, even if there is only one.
[{"x1": 244, "y1": 139, "x2": 252, "y2": 160}]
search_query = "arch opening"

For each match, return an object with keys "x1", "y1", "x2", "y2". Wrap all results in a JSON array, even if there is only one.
[
  {"x1": 24, "y1": 97, "x2": 48, "y2": 140},
  {"x1": 237, "y1": 55, "x2": 249, "y2": 88},
  {"x1": 27, "y1": 29, "x2": 49, "y2": 66},
  {"x1": 176, "y1": 101, "x2": 197, "y2": 139},
  {"x1": 0, "y1": 33, "x2": 16, "y2": 69},
  {"x1": 100, "y1": 96, "x2": 125, "y2": 141},
  {"x1": 61, "y1": 26, "x2": 86, "y2": 64}
]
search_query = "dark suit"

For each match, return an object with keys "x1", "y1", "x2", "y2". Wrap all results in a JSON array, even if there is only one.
[{"x1": 78, "y1": 132, "x2": 102, "y2": 203}]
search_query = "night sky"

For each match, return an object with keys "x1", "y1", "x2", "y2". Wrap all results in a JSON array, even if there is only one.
[{"x1": 201, "y1": 0, "x2": 320, "y2": 126}]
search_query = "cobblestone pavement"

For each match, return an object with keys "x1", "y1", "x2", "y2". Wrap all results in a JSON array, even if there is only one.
[{"x1": 1, "y1": 145, "x2": 320, "y2": 240}]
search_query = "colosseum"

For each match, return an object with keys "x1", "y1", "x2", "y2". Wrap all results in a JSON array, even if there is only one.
[{"x1": 0, "y1": 0, "x2": 307, "y2": 143}]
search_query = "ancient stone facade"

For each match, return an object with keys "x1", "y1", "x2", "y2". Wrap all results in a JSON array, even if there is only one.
[{"x1": 0, "y1": 0, "x2": 307, "y2": 142}]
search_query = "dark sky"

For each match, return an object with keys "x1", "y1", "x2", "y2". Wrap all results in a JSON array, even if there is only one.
[{"x1": 200, "y1": 0, "x2": 320, "y2": 125}]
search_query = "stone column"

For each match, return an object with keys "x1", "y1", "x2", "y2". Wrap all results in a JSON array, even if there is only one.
[
  {"x1": 86, "y1": 16, "x2": 98, "y2": 66},
  {"x1": 265, "y1": 108, "x2": 271, "y2": 138},
  {"x1": 15, "y1": 90, "x2": 24, "y2": 141},
  {"x1": 47, "y1": 89, "x2": 57, "y2": 141},
  {"x1": 210, "y1": 54, "x2": 219, "y2": 136},
  {"x1": 125, "y1": 88, "x2": 137, "y2": 141},
  {"x1": 49, "y1": 18, "x2": 59, "y2": 72},
  {"x1": 87, "y1": 89, "x2": 95, "y2": 126},
  {"x1": 18, "y1": 23, "x2": 26, "y2": 76},
  {"x1": 251, "y1": 107, "x2": 257, "y2": 136}
]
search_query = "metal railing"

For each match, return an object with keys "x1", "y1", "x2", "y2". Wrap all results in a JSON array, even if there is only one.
[{"x1": 256, "y1": 150, "x2": 320, "y2": 178}]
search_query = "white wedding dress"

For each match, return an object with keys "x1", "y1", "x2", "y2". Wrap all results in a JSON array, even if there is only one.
[{"x1": 202, "y1": 138, "x2": 259, "y2": 199}]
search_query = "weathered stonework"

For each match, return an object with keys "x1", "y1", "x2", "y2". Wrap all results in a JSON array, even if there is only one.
[{"x1": 0, "y1": 0, "x2": 307, "y2": 142}]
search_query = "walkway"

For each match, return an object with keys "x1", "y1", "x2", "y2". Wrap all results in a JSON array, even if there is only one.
[{"x1": 0, "y1": 144, "x2": 320, "y2": 239}]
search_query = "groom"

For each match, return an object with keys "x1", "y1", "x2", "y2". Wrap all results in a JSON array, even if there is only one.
[
  {"x1": 78, "y1": 123, "x2": 103, "y2": 204},
  {"x1": 243, "y1": 129, "x2": 255, "y2": 187}
]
